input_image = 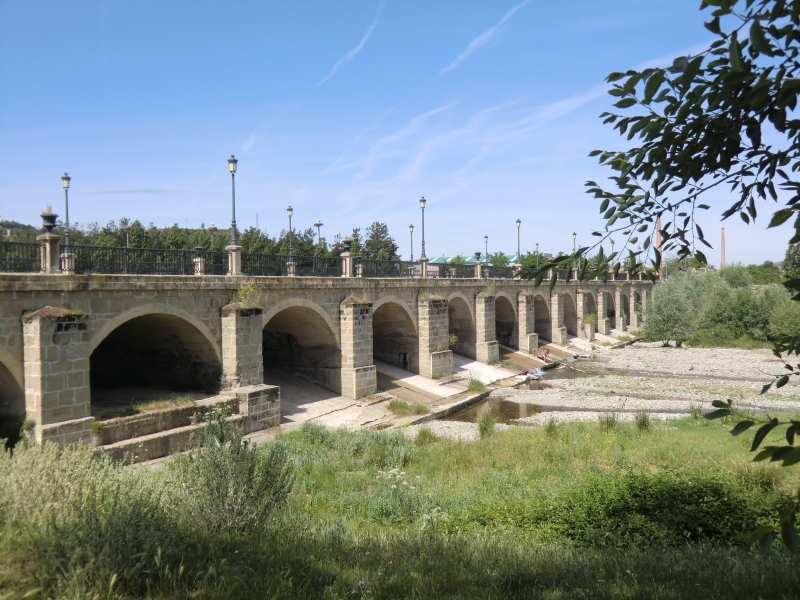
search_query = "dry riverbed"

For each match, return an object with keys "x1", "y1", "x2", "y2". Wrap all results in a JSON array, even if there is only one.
[{"x1": 408, "y1": 343, "x2": 800, "y2": 439}]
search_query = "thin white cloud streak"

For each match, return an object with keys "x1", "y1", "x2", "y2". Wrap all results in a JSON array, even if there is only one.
[
  {"x1": 439, "y1": 0, "x2": 529, "y2": 75},
  {"x1": 242, "y1": 130, "x2": 257, "y2": 152},
  {"x1": 317, "y1": 2, "x2": 384, "y2": 86}
]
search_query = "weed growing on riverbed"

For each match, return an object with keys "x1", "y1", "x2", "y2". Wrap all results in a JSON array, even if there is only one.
[
  {"x1": 388, "y1": 400, "x2": 429, "y2": 416},
  {"x1": 477, "y1": 412, "x2": 496, "y2": 438},
  {"x1": 635, "y1": 409, "x2": 653, "y2": 432},
  {"x1": 599, "y1": 411, "x2": 619, "y2": 432}
]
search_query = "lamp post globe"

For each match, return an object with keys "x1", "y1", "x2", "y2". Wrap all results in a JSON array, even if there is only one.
[
  {"x1": 419, "y1": 197, "x2": 426, "y2": 260},
  {"x1": 61, "y1": 173, "x2": 71, "y2": 251},
  {"x1": 227, "y1": 155, "x2": 238, "y2": 246}
]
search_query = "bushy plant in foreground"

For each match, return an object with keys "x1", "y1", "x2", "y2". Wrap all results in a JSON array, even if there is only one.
[{"x1": 172, "y1": 407, "x2": 293, "y2": 535}]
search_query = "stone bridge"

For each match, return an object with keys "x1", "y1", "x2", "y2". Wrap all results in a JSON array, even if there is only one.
[{"x1": 0, "y1": 273, "x2": 651, "y2": 446}]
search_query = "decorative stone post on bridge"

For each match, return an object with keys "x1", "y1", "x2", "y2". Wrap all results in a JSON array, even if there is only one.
[
  {"x1": 37, "y1": 233, "x2": 62, "y2": 274},
  {"x1": 549, "y1": 293, "x2": 568, "y2": 346},
  {"x1": 475, "y1": 292, "x2": 499, "y2": 363},
  {"x1": 517, "y1": 292, "x2": 538, "y2": 354},
  {"x1": 419, "y1": 256, "x2": 428, "y2": 279},
  {"x1": 226, "y1": 245, "x2": 242, "y2": 276},
  {"x1": 22, "y1": 307, "x2": 93, "y2": 445},
  {"x1": 418, "y1": 296, "x2": 452, "y2": 378},
  {"x1": 340, "y1": 298, "x2": 377, "y2": 399}
]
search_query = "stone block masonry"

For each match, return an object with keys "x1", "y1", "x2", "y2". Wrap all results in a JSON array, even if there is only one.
[
  {"x1": 418, "y1": 297, "x2": 453, "y2": 378},
  {"x1": 22, "y1": 307, "x2": 92, "y2": 445},
  {"x1": 236, "y1": 384, "x2": 280, "y2": 433},
  {"x1": 221, "y1": 305, "x2": 264, "y2": 389},
  {"x1": 340, "y1": 298, "x2": 377, "y2": 398},
  {"x1": 475, "y1": 293, "x2": 499, "y2": 363}
]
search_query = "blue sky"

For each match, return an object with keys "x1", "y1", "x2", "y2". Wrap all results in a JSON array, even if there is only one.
[{"x1": 0, "y1": 0, "x2": 790, "y2": 265}]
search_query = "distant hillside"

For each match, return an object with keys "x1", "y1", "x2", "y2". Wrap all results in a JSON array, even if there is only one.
[{"x1": 1, "y1": 220, "x2": 39, "y2": 242}]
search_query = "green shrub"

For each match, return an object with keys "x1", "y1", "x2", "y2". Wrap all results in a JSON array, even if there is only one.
[
  {"x1": 173, "y1": 408, "x2": 293, "y2": 535},
  {"x1": 769, "y1": 300, "x2": 800, "y2": 339},
  {"x1": 599, "y1": 412, "x2": 618, "y2": 432},
  {"x1": 467, "y1": 378, "x2": 486, "y2": 392},
  {"x1": 366, "y1": 468, "x2": 424, "y2": 524},
  {"x1": 543, "y1": 468, "x2": 790, "y2": 548},
  {"x1": 415, "y1": 428, "x2": 438, "y2": 445},
  {"x1": 719, "y1": 264, "x2": 753, "y2": 288}
]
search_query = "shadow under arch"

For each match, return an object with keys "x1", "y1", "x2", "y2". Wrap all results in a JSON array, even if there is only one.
[
  {"x1": 495, "y1": 294, "x2": 517, "y2": 348},
  {"x1": 91, "y1": 312, "x2": 223, "y2": 410},
  {"x1": 373, "y1": 301, "x2": 419, "y2": 372},
  {"x1": 448, "y1": 295, "x2": 476, "y2": 359},
  {"x1": 263, "y1": 302, "x2": 341, "y2": 393},
  {"x1": 584, "y1": 290, "x2": 598, "y2": 319},
  {"x1": 0, "y1": 352, "x2": 25, "y2": 448},
  {"x1": 534, "y1": 294, "x2": 551, "y2": 342},
  {"x1": 563, "y1": 293, "x2": 578, "y2": 337},
  {"x1": 621, "y1": 293, "x2": 631, "y2": 328}
]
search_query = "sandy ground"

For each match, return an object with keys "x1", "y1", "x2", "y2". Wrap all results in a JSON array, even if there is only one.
[{"x1": 406, "y1": 343, "x2": 800, "y2": 440}]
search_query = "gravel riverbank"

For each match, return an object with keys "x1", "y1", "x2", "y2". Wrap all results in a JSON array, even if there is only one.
[{"x1": 406, "y1": 343, "x2": 800, "y2": 439}]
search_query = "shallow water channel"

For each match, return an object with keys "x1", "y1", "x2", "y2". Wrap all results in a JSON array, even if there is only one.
[{"x1": 445, "y1": 364, "x2": 591, "y2": 424}]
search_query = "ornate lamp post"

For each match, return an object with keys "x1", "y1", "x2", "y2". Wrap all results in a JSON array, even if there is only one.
[
  {"x1": 516, "y1": 218, "x2": 521, "y2": 265},
  {"x1": 484, "y1": 235, "x2": 488, "y2": 259},
  {"x1": 209, "y1": 223, "x2": 217, "y2": 249},
  {"x1": 227, "y1": 155, "x2": 238, "y2": 246},
  {"x1": 61, "y1": 173, "x2": 71, "y2": 251},
  {"x1": 123, "y1": 225, "x2": 131, "y2": 248},
  {"x1": 535, "y1": 242, "x2": 539, "y2": 269},
  {"x1": 419, "y1": 197, "x2": 426, "y2": 260},
  {"x1": 409, "y1": 224, "x2": 414, "y2": 263},
  {"x1": 287, "y1": 206, "x2": 294, "y2": 260}
]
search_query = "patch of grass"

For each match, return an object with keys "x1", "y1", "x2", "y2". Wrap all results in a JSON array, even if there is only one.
[
  {"x1": 4, "y1": 417, "x2": 800, "y2": 597},
  {"x1": 686, "y1": 328, "x2": 773, "y2": 349},
  {"x1": 602, "y1": 341, "x2": 613, "y2": 347},
  {"x1": 467, "y1": 378, "x2": 486, "y2": 392},
  {"x1": 131, "y1": 393, "x2": 195, "y2": 413},
  {"x1": 599, "y1": 411, "x2": 618, "y2": 432},
  {"x1": 617, "y1": 334, "x2": 634, "y2": 342},
  {"x1": 544, "y1": 415, "x2": 558, "y2": 436},
  {"x1": 387, "y1": 400, "x2": 429, "y2": 417}
]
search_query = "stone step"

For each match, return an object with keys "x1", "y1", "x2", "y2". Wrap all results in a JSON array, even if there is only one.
[
  {"x1": 95, "y1": 394, "x2": 240, "y2": 446},
  {"x1": 99, "y1": 414, "x2": 246, "y2": 464}
]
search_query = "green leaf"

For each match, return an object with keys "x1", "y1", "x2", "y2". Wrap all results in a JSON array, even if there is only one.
[
  {"x1": 730, "y1": 420, "x2": 755, "y2": 436},
  {"x1": 769, "y1": 209, "x2": 794, "y2": 228},
  {"x1": 781, "y1": 521, "x2": 799, "y2": 554},
  {"x1": 704, "y1": 408, "x2": 731, "y2": 420},
  {"x1": 759, "y1": 532, "x2": 775, "y2": 551},
  {"x1": 749, "y1": 19, "x2": 772, "y2": 56},
  {"x1": 712, "y1": 399, "x2": 732, "y2": 408},
  {"x1": 644, "y1": 70, "x2": 665, "y2": 102},
  {"x1": 777, "y1": 374, "x2": 791, "y2": 388},
  {"x1": 729, "y1": 32, "x2": 742, "y2": 71},
  {"x1": 614, "y1": 98, "x2": 637, "y2": 109},
  {"x1": 753, "y1": 446, "x2": 780, "y2": 462},
  {"x1": 761, "y1": 382, "x2": 773, "y2": 395},
  {"x1": 752, "y1": 421, "x2": 780, "y2": 452}
]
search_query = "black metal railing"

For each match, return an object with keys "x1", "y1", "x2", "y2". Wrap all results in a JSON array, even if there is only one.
[
  {"x1": 69, "y1": 246, "x2": 196, "y2": 275},
  {"x1": 486, "y1": 265, "x2": 516, "y2": 279},
  {"x1": 439, "y1": 262, "x2": 475, "y2": 278},
  {"x1": 359, "y1": 258, "x2": 412, "y2": 278},
  {"x1": 242, "y1": 253, "x2": 287, "y2": 276},
  {"x1": 201, "y1": 250, "x2": 229, "y2": 276},
  {"x1": 295, "y1": 255, "x2": 342, "y2": 277},
  {"x1": 0, "y1": 241, "x2": 41, "y2": 273}
]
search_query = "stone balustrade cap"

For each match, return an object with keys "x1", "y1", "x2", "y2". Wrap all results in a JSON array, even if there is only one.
[{"x1": 22, "y1": 306, "x2": 88, "y2": 323}]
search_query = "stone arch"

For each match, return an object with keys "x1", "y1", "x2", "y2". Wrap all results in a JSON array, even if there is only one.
[
  {"x1": 603, "y1": 291, "x2": 616, "y2": 321},
  {"x1": 495, "y1": 294, "x2": 518, "y2": 348},
  {"x1": 446, "y1": 291, "x2": 475, "y2": 322},
  {"x1": 0, "y1": 350, "x2": 25, "y2": 447},
  {"x1": 90, "y1": 310, "x2": 223, "y2": 406},
  {"x1": 563, "y1": 293, "x2": 578, "y2": 337},
  {"x1": 90, "y1": 303, "x2": 221, "y2": 361},
  {"x1": 584, "y1": 290, "x2": 598, "y2": 319},
  {"x1": 263, "y1": 301, "x2": 341, "y2": 393},
  {"x1": 372, "y1": 296, "x2": 417, "y2": 330},
  {"x1": 534, "y1": 294, "x2": 551, "y2": 342},
  {"x1": 448, "y1": 295, "x2": 476, "y2": 359},
  {"x1": 373, "y1": 300, "x2": 419, "y2": 372},
  {"x1": 262, "y1": 298, "x2": 340, "y2": 346}
]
